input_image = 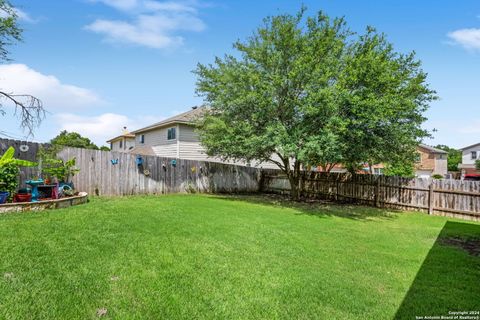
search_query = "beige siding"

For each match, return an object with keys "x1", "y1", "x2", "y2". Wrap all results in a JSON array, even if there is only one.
[
  {"x1": 135, "y1": 126, "x2": 177, "y2": 147},
  {"x1": 152, "y1": 144, "x2": 178, "y2": 158},
  {"x1": 434, "y1": 155, "x2": 448, "y2": 176},
  {"x1": 179, "y1": 124, "x2": 199, "y2": 142}
]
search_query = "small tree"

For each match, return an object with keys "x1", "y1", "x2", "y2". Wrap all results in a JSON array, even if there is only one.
[{"x1": 476, "y1": 159, "x2": 480, "y2": 171}]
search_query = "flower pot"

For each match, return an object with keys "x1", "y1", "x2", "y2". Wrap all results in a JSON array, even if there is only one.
[
  {"x1": 0, "y1": 191, "x2": 10, "y2": 204},
  {"x1": 14, "y1": 193, "x2": 31, "y2": 203}
]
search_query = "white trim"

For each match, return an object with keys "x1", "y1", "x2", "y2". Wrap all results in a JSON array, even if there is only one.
[{"x1": 176, "y1": 124, "x2": 180, "y2": 158}]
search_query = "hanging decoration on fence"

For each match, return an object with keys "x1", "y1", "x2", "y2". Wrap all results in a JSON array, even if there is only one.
[
  {"x1": 171, "y1": 159, "x2": 177, "y2": 167},
  {"x1": 19, "y1": 144, "x2": 29, "y2": 152},
  {"x1": 143, "y1": 169, "x2": 150, "y2": 176},
  {"x1": 111, "y1": 159, "x2": 119, "y2": 165},
  {"x1": 162, "y1": 163, "x2": 167, "y2": 171},
  {"x1": 191, "y1": 166, "x2": 196, "y2": 173},
  {"x1": 135, "y1": 156, "x2": 143, "y2": 166}
]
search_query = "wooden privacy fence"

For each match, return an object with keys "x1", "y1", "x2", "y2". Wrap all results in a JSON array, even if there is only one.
[
  {"x1": 262, "y1": 172, "x2": 480, "y2": 221},
  {"x1": 58, "y1": 147, "x2": 275, "y2": 196}
]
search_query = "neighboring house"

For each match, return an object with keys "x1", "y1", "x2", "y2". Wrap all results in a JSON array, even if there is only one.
[
  {"x1": 414, "y1": 144, "x2": 448, "y2": 178},
  {"x1": 107, "y1": 127, "x2": 135, "y2": 152},
  {"x1": 316, "y1": 144, "x2": 447, "y2": 177},
  {"x1": 458, "y1": 142, "x2": 480, "y2": 176},
  {"x1": 122, "y1": 106, "x2": 278, "y2": 168}
]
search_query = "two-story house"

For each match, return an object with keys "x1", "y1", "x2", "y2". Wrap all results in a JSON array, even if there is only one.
[
  {"x1": 122, "y1": 106, "x2": 277, "y2": 168},
  {"x1": 414, "y1": 144, "x2": 448, "y2": 178},
  {"x1": 458, "y1": 142, "x2": 480, "y2": 176},
  {"x1": 106, "y1": 127, "x2": 135, "y2": 152}
]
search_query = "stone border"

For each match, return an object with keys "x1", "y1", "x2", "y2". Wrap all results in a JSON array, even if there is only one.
[{"x1": 0, "y1": 192, "x2": 88, "y2": 214}]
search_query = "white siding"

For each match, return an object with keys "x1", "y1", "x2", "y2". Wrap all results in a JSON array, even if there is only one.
[
  {"x1": 434, "y1": 155, "x2": 448, "y2": 176},
  {"x1": 110, "y1": 137, "x2": 135, "y2": 152},
  {"x1": 152, "y1": 144, "x2": 178, "y2": 158},
  {"x1": 461, "y1": 144, "x2": 480, "y2": 165},
  {"x1": 125, "y1": 138, "x2": 135, "y2": 151}
]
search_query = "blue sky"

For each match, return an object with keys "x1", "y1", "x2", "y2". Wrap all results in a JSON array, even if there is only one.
[{"x1": 0, "y1": 0, "x2": 479, "y2": 148}]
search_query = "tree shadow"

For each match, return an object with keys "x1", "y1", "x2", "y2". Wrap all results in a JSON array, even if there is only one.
[
  {"x1": 212, "y1": 193, "x2": 399, "y2": 221},
  {"x1": 394, "y1": 221, "x2": 480, "y2": 319}
]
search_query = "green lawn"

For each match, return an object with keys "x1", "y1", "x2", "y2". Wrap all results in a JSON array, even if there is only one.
[{"x1": 0, "y1": 195, "x2": 478, "y2": 319}]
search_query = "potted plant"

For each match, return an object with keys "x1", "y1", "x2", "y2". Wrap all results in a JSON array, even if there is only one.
[{"x1": 0, "y1": 147, "x2": 36, "y2": 203}]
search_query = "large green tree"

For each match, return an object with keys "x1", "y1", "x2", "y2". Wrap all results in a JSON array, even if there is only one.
[
  {"x1": 0, "y1": 1, "x2": 44, "y2": 136},
  {"x1": 195, "y1": 10, "x2": 435, "y2": 199},
  {"x1": 50, "y1": 131, "x2": 100, "y2": 150}
]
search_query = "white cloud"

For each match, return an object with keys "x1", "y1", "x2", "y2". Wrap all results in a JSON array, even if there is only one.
[
  {"x1": 85, "y1": 0, "x2": 206, "y2": 49},
  {"x1": 0, "y1": 64, "x2": 103, "y2": 110},
  {"x1": 0, "y1": 7, "x2": 37, "y2": 23},
  {"x1": 14, "y1": 8, "x2": 37, "y2": 23},
  {"x1": 55, "y1": 113, "x2": 164, "y2": 145},
  {"x1": 90, "y1": 0, "x2": 140, "y2": 11},
  {"x1": 447, "y1": 28, "x2": 480, "y2": 51}
]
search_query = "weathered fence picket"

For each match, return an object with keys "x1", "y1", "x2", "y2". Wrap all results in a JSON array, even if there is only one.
[
  {"x1": 57, "y1": 147, "x2": 272, "y2": 196},
  {"x1": 262, "y1": 172, "x2": 480, "y2": 221}
]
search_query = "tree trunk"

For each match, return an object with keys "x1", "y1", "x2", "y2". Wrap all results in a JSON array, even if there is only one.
[{"x1": 288, "y1": 173, "x2": 300, "y2": 201}]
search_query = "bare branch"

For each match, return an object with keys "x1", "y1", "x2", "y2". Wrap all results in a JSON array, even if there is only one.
[{"x1": 0, "y1": 91, "x2": 45, "y2": 137}]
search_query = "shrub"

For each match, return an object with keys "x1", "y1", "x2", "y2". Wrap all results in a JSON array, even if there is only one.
[
  {"x1": 0, "y1": 163, "x2": 19, "y2": 201},
  {"x1": 432, "y1": 174, "x2": 443, "y2": 179}
]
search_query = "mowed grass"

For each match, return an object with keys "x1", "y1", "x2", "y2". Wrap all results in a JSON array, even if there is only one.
[{"x1": 0, "y1": 195, "x2": 479, "y2": 319}]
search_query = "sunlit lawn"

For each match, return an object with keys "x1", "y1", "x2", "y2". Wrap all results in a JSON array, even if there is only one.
[{"x1": 0, "y1": 194, "x2": 478, "y2": 319}]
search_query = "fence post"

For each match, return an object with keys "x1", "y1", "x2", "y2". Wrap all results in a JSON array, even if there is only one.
[
  {"x1": 428, "y1": 182, "x2": 434, "y2": 215},
  {"x1": 375, "y1": 178, "x2": 381, "y2": 207}
]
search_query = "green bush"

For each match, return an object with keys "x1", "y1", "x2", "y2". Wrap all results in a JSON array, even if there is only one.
[
  {"x1": 432, "y1": 174, "x2": 443, "y2": 179},
  {"x1": 0, "y1": 163, "x2": 19, "y2": 201}
]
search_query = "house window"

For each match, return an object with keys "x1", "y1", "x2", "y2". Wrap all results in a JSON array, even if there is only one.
[
  {"x1": 438, "y1": 154, "x2": 444, "y2": 160},
  {"x1": 140, "y1": 134, "x2": 145, "y2": 144},
  {"x1": 119, "y1": 140, "x2": 123, "y2": 149},
  {"x1": 472, "y1": 151, "x2": 477, "y2": 160},
  {"x1": 167, "y1": 127, "x2": 176, "y2": 140},
  {"x1": 373, "y1": 168, "x2": 383, "y2": 175}
]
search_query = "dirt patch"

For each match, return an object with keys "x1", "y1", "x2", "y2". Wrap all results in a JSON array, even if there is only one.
[{"x1": 440, "y1": 237, "x2": 480, "y2": 257}]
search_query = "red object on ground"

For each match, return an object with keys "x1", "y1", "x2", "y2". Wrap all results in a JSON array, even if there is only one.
[
  {"x1": 14, "y1": 193, "x2": 32, "y2": 203},
  {"x1": 464, "y1": 174, "x2": 480, "y2": 181}
]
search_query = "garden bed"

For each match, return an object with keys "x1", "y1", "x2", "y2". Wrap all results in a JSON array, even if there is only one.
[{"x1": 0, "y1": 192, "x2": 88, "y2": 214}]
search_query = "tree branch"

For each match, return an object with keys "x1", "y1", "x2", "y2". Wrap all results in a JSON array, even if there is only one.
[{"x1": 0, "y1": 91, "x2": 45, "y2": 136}]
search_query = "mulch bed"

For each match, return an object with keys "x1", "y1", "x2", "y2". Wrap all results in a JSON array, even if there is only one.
[{"x1": 440, "y1": 237, "x2": 480, "y2": 257}]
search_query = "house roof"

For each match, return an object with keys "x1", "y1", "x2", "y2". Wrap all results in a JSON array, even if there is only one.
[
  {"x1": 131, "y1": 106, "x2": 207, "y2": 134},
  {"x1": 459, "y1": 142, "x2": 480, "y2": 151},
  {"x1": 128, "y1": 145, "x2": 156, "y2": 156},
  {"x1": 418, "y1": 144, "x2": 448, "y2": 154},
  {"x1": 106, "y1": 133, "x2": 135, "y2": 143}
]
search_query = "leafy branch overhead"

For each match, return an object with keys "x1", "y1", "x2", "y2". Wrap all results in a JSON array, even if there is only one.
[
  {"x1": 0, "y1": 0, "x2": 45, "y2": 136},
  {"x1": 195, "y1": 9, "x2": 436, "y2": 199}
]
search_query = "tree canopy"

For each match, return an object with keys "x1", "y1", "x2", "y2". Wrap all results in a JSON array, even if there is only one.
[
  {"x1": 50, "y1": 131, "x2": 100, "y2": 150},
  {"x1": 195, "y1": 9, "x2": 436, "y2": 199},
  {"x1": 0, "y1": 0, "x2": 44, "y2": 136}
]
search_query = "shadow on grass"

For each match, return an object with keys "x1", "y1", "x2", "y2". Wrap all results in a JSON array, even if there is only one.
[
  {"x1": 212, "y1": 193, "x2": 399, "y2": 221},
  {"x1": 394, "y1": 221, "x2": 480, "y2": 320}
]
